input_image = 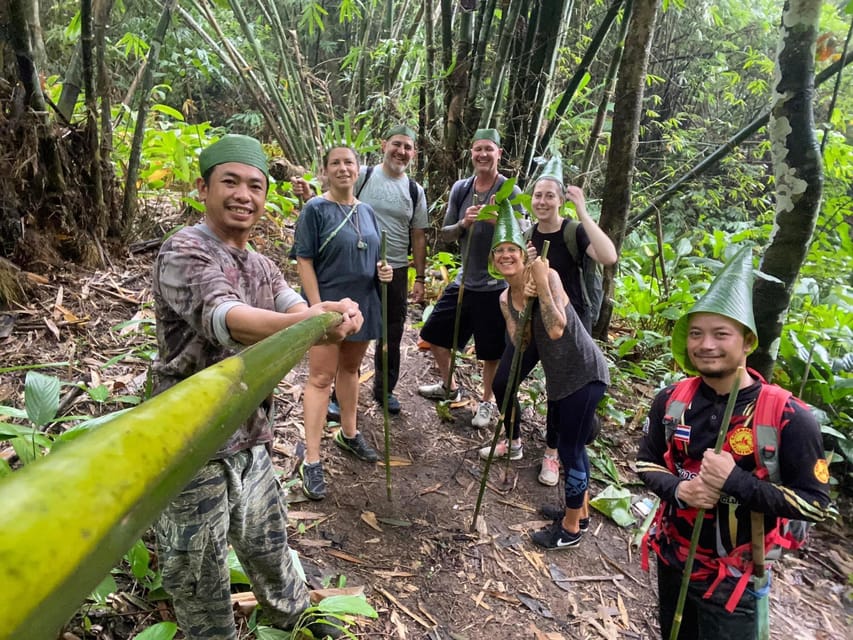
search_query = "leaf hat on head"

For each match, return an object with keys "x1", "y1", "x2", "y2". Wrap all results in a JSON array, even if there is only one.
[
  {"x1": 671, "y1": 245, "x2": 758, "y2": 374},
  {"x1": 488, "y1": 199, "x2": 525, "y2": 280},
  {"x1": 534, "y1": 154, "x2": 564, "y2": 190}
]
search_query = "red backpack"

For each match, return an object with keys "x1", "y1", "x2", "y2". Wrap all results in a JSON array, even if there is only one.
[{"x1": 643, "y1": 371, "x2": 809, "y2": 612}]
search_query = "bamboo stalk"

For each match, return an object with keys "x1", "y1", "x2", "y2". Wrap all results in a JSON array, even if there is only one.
[
  {"x1": 669, "y1": 366, "x2": 744, "y2": 640},
  {"x1": 445, "y1": 194, "x2": 479, "y2": 399},
  {"x1": 380, "y1": 232, "x2": 392, "y2": 501},
  {"x1": 0, "y1": 313, "x2": 342, "y2": 639},
  {"x1": 471, "y1": 241, "x2": 551, "y2": 532}
]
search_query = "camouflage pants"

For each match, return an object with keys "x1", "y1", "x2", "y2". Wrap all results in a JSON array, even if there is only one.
[{"x1": 155, "y1": 445, "x2": 310, "y2": 640}]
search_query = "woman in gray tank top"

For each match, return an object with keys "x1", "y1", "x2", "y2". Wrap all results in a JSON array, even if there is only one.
[{"x1": 491, "y1": 231, "x2": 610, "y2": 550}]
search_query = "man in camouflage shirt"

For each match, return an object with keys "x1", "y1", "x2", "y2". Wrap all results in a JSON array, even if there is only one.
[{"x1": 152, "y1": 135, "x2": 359, "y2": 639}]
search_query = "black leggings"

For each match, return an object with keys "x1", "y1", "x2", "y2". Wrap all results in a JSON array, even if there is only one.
[{"x1": 551, "y1": 382, "x2": 606, "y2": 509}]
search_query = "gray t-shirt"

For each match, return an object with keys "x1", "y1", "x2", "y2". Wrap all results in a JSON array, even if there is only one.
[
  {"x1": 444, "y1": 175, "x2": 524, "y2": 292},
  {"x1": 355, "y1": 165, "x2": 428, "y2": 268}
]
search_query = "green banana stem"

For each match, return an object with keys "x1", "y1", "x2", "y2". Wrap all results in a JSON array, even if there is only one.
[
  {"x1": 670, "y1": 366, "x2": 744, "y2": 640},
  {"x1": 471, "y1": 241, "x2": 551, "y2": 532},
  {"x1": 380, "y1": 231, "x2": 392, "y2": 501},
  {"x1": 0, "y1": 313, "x2": 341, "y2": 640}
]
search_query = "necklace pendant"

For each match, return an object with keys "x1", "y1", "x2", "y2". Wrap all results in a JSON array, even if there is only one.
[{"x1": 357, "y1": 240, "x2": 367, "y2": 250}]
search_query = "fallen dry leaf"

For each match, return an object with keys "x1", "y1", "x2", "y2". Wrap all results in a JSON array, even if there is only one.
[{"x1": 360, "y1": 510, "x2": 383, "y2": 532}]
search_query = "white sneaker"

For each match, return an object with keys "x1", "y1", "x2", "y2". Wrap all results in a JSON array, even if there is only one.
[
  {"x1": 418, "y1": 381, "x2": 462, "y2": 402},
  {"x1": 538, "y1": 454, "x2": 560, "y2": 486},
  {"x1": 479, "y1": 439, "x2": 524, "y2": 460},
  {"x1": 471, "y1": 401, "x2": 497, "y2": 428}
]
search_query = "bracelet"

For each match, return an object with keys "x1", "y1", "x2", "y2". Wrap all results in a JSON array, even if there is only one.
[{"x1": 414, "y1": 275, "x2": 426, "y2": 282}]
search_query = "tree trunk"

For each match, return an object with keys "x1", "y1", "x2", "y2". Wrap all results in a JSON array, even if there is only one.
[
  {"x1": 81, "y1": 0, "x2": 106, "y2": 240},
  {"x1": 8, "y1": 0, "x2": 65, "y2": 194},
  {"x1": 445, "y1": 4, "x2": 473, "y2": 157},
  {"x1": 750, "y1": 0, "x2": 824, "y2": 380},
  {"x1": 25, "y1": 0, "x2": 46, "y2": 71},
  {"x1": 120, "y1": 0, "x2": 176, "y2": 239},
  {"x1": 593, "y1": 0, "x2": 661, "y2": 340}
]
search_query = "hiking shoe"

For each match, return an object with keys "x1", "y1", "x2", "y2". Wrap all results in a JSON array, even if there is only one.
[
  {"x1": 471, "y1": 401, "x2": 497, "y2": 428},
  {"x1": 538, "y1": 505, "x2": 590, "y2": 532},
  {"x1": 326, "y1": 399, "x2": 341, "y2": 422},
  {"x1": 538, "y1": 454, "x2": 560, "y2": 486},
  {"x1": 530, "y1": 521, "x2": 582, "y2": 549},
  {"x1": 299, "y1": 461, "x2": 326, "y2": 500},
  {"x1": 334, "y1": 430, "x2": 379, "y2": 463},
  {"x1": 374, "y1": 392, "x2": 401, "y2": 415},
  {"x1": 479, "y1": 439, "x2": 523, "y2": 461},
  {"x1": 418, "y1": 381, "x2": 462, "y2": 402}
]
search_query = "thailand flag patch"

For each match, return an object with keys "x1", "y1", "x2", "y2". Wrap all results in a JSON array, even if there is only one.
[{"x1": 673, "y1": 424, "x2": 691, "y2": 451}]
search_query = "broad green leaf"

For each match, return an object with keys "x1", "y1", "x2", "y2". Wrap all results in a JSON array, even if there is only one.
[
  {"x1": 0, "y1": 459, "x2": 11, "y2": 478},
  {"x1": 11, "y1": 436, "x2": 38, "y2": 465},
  {"x1": 228, "y1": 548, "x2": 251, "y2": 585},
  {"x1": 495, "y1": 177, "x2": 517, "y2": 202},
  {"x1": 0, "y1": 424, "x2": 52, "y2": 448},
  {"x1": 0, "y1": 406, "x2": 28, "y2": 419},
  {"x1": 132, "y1": 621, "x2": 177, "y2": 640},
  {"x1": 86, "y1": 384, "x2": 111, "y2": 403},
  {"x1": 151, "y1": 104, "x2": 185, "y2": 122},
  {"x1": 89, "y1": 573, "x2": 117, "y2": 605},
  {"x1": 590, "y1": 485, "x2": 635, "y2": 527},
  {"x1": 253, "y1": 626, "x2": 290, "y2": 640},
  {"x1": 317, "y1": 595, "x2": 378, "y2": 618},
  {"x1": 126, "y1": 539, "x2": 151, "y2": 580},
  {"x1": 24, "y1": 372, "x2": 60, "y2": 427}
]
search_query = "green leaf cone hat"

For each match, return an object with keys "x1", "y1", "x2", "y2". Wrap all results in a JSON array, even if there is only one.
[
  {"x1": 488, "y1": 199, "x2": 525, "y2": 280},
  {"x1": 536, "y1": 154, "x2": 564, "y2": 189},
  {"x1": 671, "y1": 246, "x2": 758, "y2": 374}
]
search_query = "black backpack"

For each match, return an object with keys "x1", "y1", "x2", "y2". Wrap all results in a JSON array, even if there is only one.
[{"x1": 523, "y1": 220, "x2": 604, "y2": 324}]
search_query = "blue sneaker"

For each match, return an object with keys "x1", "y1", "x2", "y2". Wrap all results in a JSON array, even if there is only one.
[{"x1": 327, "y1": 399, "x2": 341, "y2": 422}]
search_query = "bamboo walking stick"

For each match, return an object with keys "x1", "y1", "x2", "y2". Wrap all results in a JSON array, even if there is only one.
[
  {"x1": 669, "y1": 366, "x2": 744, "y2": 640},
  {"x1": 445, "y1": 193, "x2": 479, "y2": 401},
  {"x1": 380, "y1": 231, "x2": 392, "y2": 501},
  {"x1": 751, "y1": 511, "x2": 770, "y2": 640},
  {"x1": 471, "y1": 241, "x2": 550, "y2": 532}
]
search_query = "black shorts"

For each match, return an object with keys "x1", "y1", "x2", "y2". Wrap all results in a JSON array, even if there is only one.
[{"x1": 420, "y1": 284, "x2": 506, "y2": 361}]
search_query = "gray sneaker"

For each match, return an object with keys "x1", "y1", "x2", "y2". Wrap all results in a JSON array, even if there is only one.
[
  {"x1": 299, "y1": 461, "x2": 326, "y2": 500},
  {"x1": 418, "y1": 381, "x2": 462, "y2": 402},
  {"x1": 334, "y1": 430, "x2": 379, "y2": 463},
  {"x1": 472, "y1": 401, "x2": 497, "y2": 428}
]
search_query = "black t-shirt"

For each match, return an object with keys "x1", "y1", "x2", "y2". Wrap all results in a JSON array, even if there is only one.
[{"x1": 530, "y1": 219, "x2": 591, "y2": 326}]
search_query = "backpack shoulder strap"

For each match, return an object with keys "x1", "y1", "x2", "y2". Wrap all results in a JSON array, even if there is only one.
[
  {"x1": 407, "y1": 177, "x2": 419, "y2": 216},
  {"x1": 753, "y1": 384, "x2": 792, "y2": 484},
  {"x1": 562, "y1": 219, "x2": 582, "y2": 263},
  {"x1": 523, "y1": 222, "x2": 536, "y2": 244},
  {"x1": 663, "y1": 377, "x2": 703, "y2": 442},
  {"x1": 355, "y1": 165, "x2": 374, "y2": 199},
  {"x1": 450, "y1": 176, "x2": 475, "y2": 216}
]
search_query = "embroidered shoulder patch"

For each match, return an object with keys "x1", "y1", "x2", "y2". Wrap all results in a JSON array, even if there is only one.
[
  {"x1": 814, "y1": 459, "x2": 829, "y2": 484},
  {"x1": 728, "y1": 427, "x2": 754, "y2": 456}
]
